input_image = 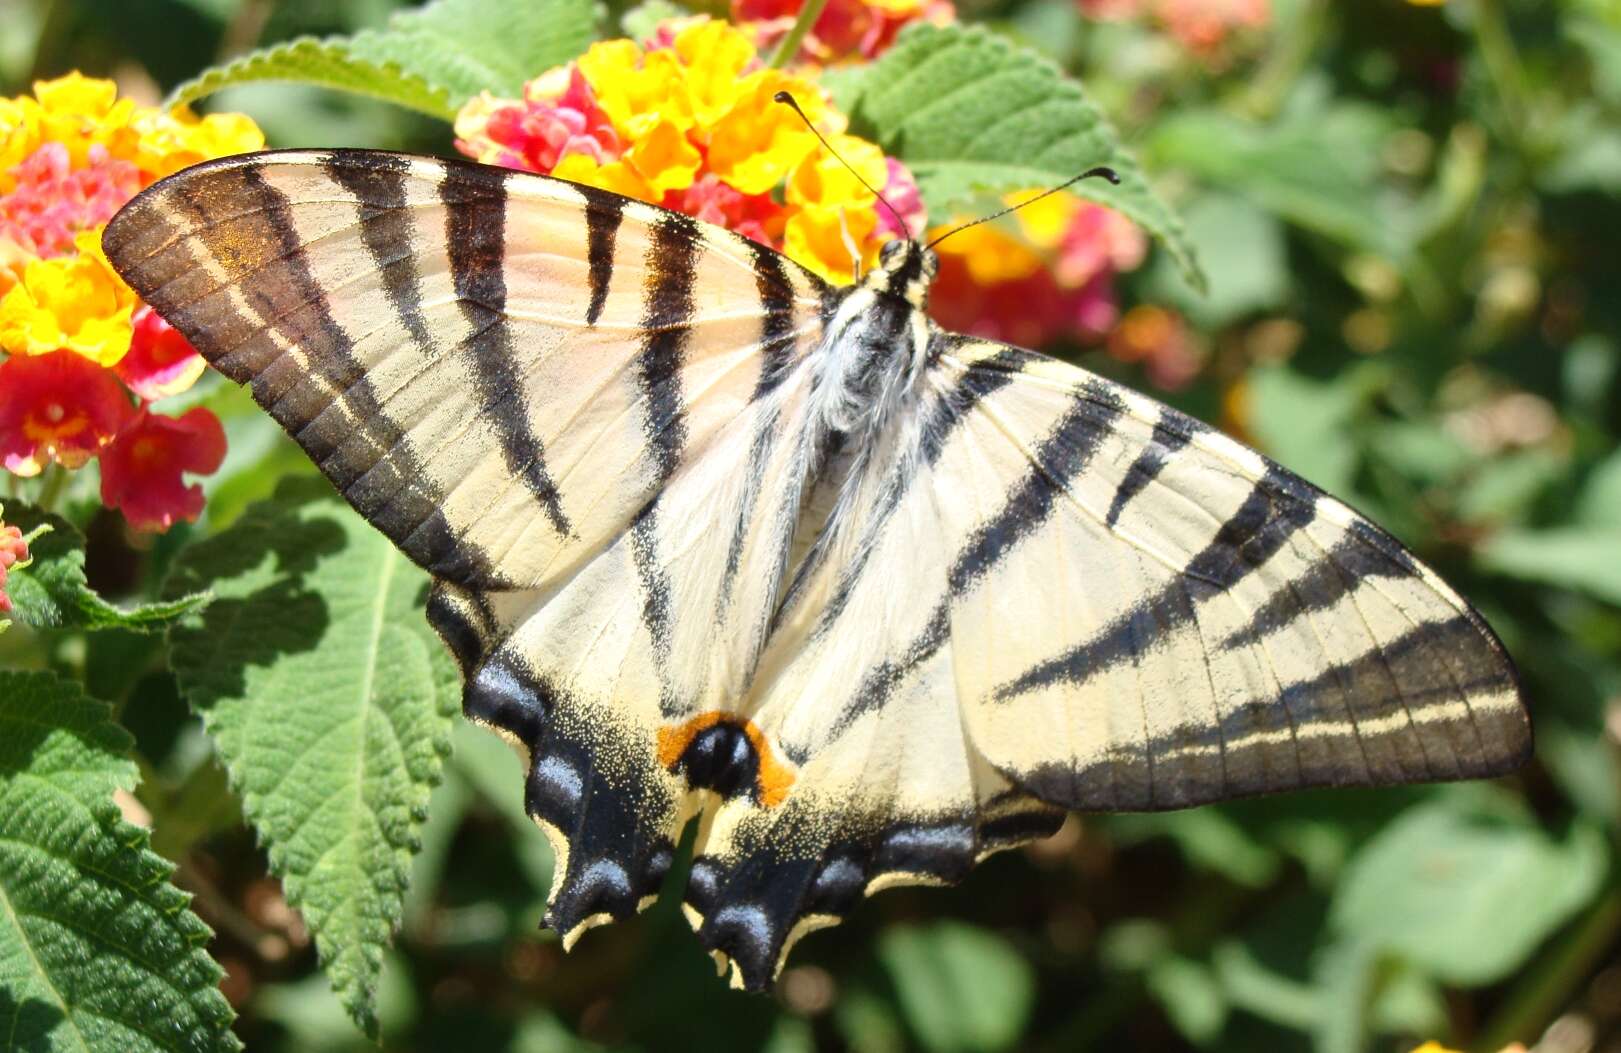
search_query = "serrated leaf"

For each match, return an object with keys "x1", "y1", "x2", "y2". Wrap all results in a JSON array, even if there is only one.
[
  {"x1": 170, "y1": 0, "x2": 599, "y2": 119},
  {"x1": 168, "y1": 36, "x2": 459, "y2": 119},
  {"x1": 846, "y1": 23, "x2": 1204, "y2": 291},
  {"x1": 1329, "y1": 799, "x2": 1608, "y2": 985},
  {"x1": 0, "y1": 670, "x2": 238, "y2": 1052},
  {"x1": 878, "y1": 921, "x2": 1035, "y2": 1053},
  {"x1": 2, "y1": 504, "x2": 208, "y2": 633},
  {"x1": 164, "y1": 479, "x2": 457, "y2": 1037}
]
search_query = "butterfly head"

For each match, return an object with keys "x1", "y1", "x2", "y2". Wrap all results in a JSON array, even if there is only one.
[{"x1": 870, "y1": 237, "x2": 939, "y2": 310}]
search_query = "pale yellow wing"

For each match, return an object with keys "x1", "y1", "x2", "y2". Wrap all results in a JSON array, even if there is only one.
[
  {"x1": 680, "y1": 334, "x2": 1529, "y2": 989},
  {"x1": 104, "y1": 149, "x2": 827, "y2": 592}
]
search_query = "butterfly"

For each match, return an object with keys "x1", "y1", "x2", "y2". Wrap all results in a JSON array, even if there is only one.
[{"x1": 103, "y1": 147, "x2": 1531, "y2": 992}]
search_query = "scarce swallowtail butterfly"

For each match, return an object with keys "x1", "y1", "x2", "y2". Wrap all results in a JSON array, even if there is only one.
[{"x1": 103, "y1": 143, "x2": 1530, "y2": 992}]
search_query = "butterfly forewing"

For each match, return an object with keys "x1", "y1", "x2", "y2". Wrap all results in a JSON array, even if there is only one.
[
  {"x1": 103, "y1": 150, "x2": 826, "y2": 592},
  {"x1": 104, "y1": 149, "x2": 1530, "y2": 996}
]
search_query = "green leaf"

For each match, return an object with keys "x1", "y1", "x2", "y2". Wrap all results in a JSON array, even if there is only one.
[
  {"x1": 164, "y1": 479, "x2": 458, "y2": 1036},
  {"x1": 1309, "y1": 941, "x2": 1373, "y2": 1053},
  {"x1": 878, "y1": 921, "x2": 1035, "y2": 1053},
  {"x1": 846, "y1": 23, "x2": 1205, "y2": 292},
  {"x1": 1108, "y1": 807, "x2": 1280, "y2": 888},
  {"x1": 1245, "y1": 364, "x2": 1378, "y2": 496},
  {"x1": 166, "y1": 36, "x2": 460, "y2": 120},
  {"x1": 1146, "y1": 954, "x2": 1228, "y2": 1046},
  {"x1": 170, "y1": 0, "x2": 599, "y2": 119},
  {"x1": 621, "y1": 0, "x2": 688, "y2": 41},
  {"x1": 2, "y1": 504, "x2": 208, "y2": 633},
  {"x1": 1576, "y1": 447, "x2": 1621, "y2": 526},
  {"x1": 1147, "y1": 90, "x2": 1397, "y2": 255},
  {"x1": 0, "y1": 670, "x2": 238, "y2": 1052},
  {"x1": 1329, "y1": 799, "x2": 1608, "y2": 985},
  {"x1": 1144, "y1": 191, "x2": 1289, "y2": 329},
  {"x1": 1479, "y1": 527, "x2": 1621, "y2": 607}
]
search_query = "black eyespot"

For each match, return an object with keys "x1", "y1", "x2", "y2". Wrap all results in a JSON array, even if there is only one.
[{"x1": 677, "y1": 722, "x2": 761, "y2": 801}]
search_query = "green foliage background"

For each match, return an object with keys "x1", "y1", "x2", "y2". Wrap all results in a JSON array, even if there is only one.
[{"x1": 2, "y1": 0, "x2": 1620, "y2": 1051}]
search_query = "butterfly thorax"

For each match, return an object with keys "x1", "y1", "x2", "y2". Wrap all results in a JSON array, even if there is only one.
[
  {"x1": 772, "y1": 242, "x2": 943, "y2": 637},
  {"x1": 808, "y1": 241, "x2": 938, "y2": 442}
]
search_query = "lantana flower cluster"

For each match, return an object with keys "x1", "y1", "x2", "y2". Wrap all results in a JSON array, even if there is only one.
[
  {"x1": 0, "y1": 74, "x2": 262, "y2": 530},
  {"x1": 733, "y1": 0, "x2": 954, "y2": 66},
  {"x1": 0, "y1": 505, "x2": 28, "y2": 619},
  {"x1": 927, "y1": 191, "x2": 1199, "y2": 389},
  {"x1": 1080, "y1": 0, "x2": 1269, "y2": 62},
  {"x1": 455, "y1": 17, "x2": 926, "y2": 284}
]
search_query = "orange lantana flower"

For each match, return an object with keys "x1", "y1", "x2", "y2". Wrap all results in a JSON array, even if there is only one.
[{"x1": 455, "y1": 17, "x2": 927, "y2": 284}]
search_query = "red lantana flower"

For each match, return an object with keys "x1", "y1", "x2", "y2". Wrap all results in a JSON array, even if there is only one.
[
  {"x1": 734, "y1": 0, "x2": 954, "y2": 64},
  {"x1": 98, "y1": 407, "x2": 227, "y2": 532},
  {"x1": 0, "y1": 349, "x2": 134, "y2": 474},
  {"x1": 0, "y1": 73, "x2": 261, "y2": 531}
]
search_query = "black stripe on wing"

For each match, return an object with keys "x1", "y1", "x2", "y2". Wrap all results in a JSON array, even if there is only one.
[
  {"x1": 580, "y1": 185, "x2": 625, "y2": 327},
  {"x1": 102, "y1": 153, "x2": 505, "y2": 587},
  {"x1": 812, "y1": 379, "x2": 1126, "y2": 747},
  {"x1": 996, "y1": 463, "x2": 1317, "y2": 700},
  {"x1": 441, "y1": 163, "x2": 574, "y2": 540},
  {"x1": 630, "y1": 212, "x2": 702, "y2": 718}
]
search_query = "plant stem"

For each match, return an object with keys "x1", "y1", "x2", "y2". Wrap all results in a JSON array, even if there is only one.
[
  {"x1": 770, "y1": 0, "x2": 831, "y2": 69},
  {"x1": 1473, "y1": 882, "x2": 1621, "y2": 1052},
  {"x1": 34, "y1": 465, "x2": 66, "y2": 515},
  {"x1": 1472, "y1": 0, "x2": 1530, "y2": 151},
  {"x1": 1239, "y1": 0, "x2": 1327, "y2": 119}
]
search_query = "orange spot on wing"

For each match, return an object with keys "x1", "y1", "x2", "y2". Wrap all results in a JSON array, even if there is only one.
[{"x1": 657, "y1": 712, "x2": 796, "y2": 808}]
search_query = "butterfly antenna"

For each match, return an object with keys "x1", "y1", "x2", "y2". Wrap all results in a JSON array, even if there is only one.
[
  {"x1": 924, "y1": 166, "x2": 1121, "y2": 252},
  {"x1": 774, "y1": 91, "x2": 909, "y2": 240}
]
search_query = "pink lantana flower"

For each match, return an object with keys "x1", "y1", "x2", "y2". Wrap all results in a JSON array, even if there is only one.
[
  {"x1": 0, "y1": 141, "x2": 140, "y2": 259},
  {"x1": 0, "y1": 510, "x2": 29, "y2": 616},
  {"x1": 115, "y1": 305, "x2": 206, "y2": 401},
  {"x1": 456, "y1": 68, "x2": 621, "y2": 173}
]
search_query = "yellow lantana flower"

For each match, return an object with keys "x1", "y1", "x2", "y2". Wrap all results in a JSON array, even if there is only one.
[
  {"x1": 131, "y1": 108, "x2": 266, "y2": 180},
  {"x1": 0, "y1": 97, "x2": 43, "y2": 193},
  {"x1": 784, "y1": 205, "x2": 879, "y2": 285},
  {"x1": 579, "y1": 41, "x2": 697, "y2": 138},
  {"x1": 0, "y1": 227, "x2": 136, "y2": 365},
  {"x1": 624, "y1": 116, "x2": 704, "y2": 193},
  {"x1": 787, "y1": 133, "x2": 887, "y2": 209},
  {"x1": 675, "y1": 19, "x2": 762, "y2": 126},
  {"x1": 29, "y1": 72, "x2": 139, "y2": 170},
  {"x1": 553, "y1": 153, "x2": 658, "y2": 202},
  {"x1": 706, "y1": 69, "x2": 833, "y2": 195}
]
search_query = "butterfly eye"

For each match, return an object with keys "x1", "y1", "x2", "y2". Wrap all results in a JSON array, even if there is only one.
[
  {"x1": 920, "y1": 248, "x2": 939, "y2": 278},
  {"x1": 879, "y1": 239, "x2": 908, "y2": 268}
]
